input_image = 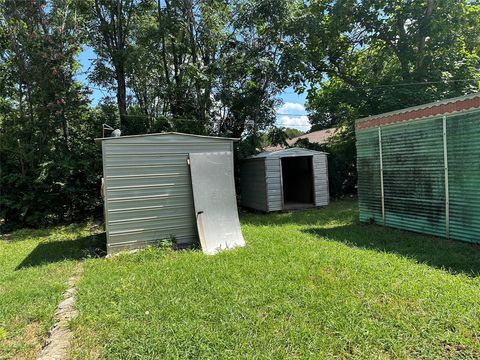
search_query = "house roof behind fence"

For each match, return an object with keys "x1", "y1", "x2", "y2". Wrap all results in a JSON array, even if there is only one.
[{"x1": 264, "y1": 127, "x2": 337, "y2": 151}]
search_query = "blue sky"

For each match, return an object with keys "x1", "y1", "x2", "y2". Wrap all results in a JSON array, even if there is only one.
[
  {"x1": 276, "y1": 90, "x2": 310, "y2": 131},
  {"x1": 77, "y1": 47, "x2": 311, "y2": 131}
]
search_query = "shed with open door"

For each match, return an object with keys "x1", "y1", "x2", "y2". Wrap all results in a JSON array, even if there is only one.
[
  {"x1": 95, "y1": 132, "x2": 240, "y2": 254},
  {"x1": 240, "y1": 148, "x2": 329, "y2": 212}
]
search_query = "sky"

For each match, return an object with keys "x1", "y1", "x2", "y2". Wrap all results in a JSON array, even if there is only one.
[
  {"x1": 77, "y1": 48, "x2": 311, "y2": 132},
  {"x1": 276, "y1": 92, "x2": 310, "y2": 131}
]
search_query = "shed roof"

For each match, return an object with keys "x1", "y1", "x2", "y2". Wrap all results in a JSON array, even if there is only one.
[
  {"x1": 356, "y1": 92, "x2": 480, "y2": 130},
  {"x1": 247, "y1": 147, "x2": 327, "y2": 159},
  {"x1": 95, "y1": 132, "x2": 239, "y2": 146}
]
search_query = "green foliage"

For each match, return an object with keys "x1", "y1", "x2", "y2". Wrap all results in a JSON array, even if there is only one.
[
  {"x1": 236, "y1": 132, "x2": 264, "y2": 159},
  {"x1": 286, "y1": 0, "x2": 480, "y2": 195},
  {"x1": 266, "y1": 126, "x2": 289, "y2": 148},
  {"x1": 0, "y1": 0, "x2": 103, "y2": 230},
  {"x1": 1, "y1": 0, "x2": 297, "y2": 230},
  {"x1": 2, "y1": 0, "x2": 480, "y2": 228},
  {"x1": 284, "y1": 127, "x2": 303, "y2": 139},
  {"x1": 237, "y1": 126, "x2": 305, "y2": 158},
  {"x1": 1, "y1": 110, "x2": 104, "y2": 230},
  {"x1": 79, "y1": 0, "x2": 287, "y2": 138}
]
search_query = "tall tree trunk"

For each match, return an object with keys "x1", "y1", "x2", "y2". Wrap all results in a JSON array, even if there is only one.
[
  {"x1": 158, "y1": 0, "x2": 171, "y2": 87},
  {"x1": 416, "y1": 0, "x2": 435, "y2": 77},
  {"x1": 396, "y1": 15, "x2": 411, "y2": 81},
  {"x1": 116, "y1": 65, "x2": 128, "y2": 131},
  {"x1": 164, "y1": 0, "x2": 180, "y2": 87},
  {"x1": 62, "y1": 115, "x2": 70, "y2": 150},
  {"x1": 93, "y1": 0, "x2": 133, "y2": 132},
  {"x1": 185, "y1": 0, "x2": 197, "y2": 65}
]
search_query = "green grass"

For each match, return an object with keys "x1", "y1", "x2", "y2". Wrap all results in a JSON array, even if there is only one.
[
  {"x1": 0, "y1": 224, "x2": 104, "y2": 360},
  {"x1": 2, "y1": 201, "x2": 480, "y2": 359},
  {"x1": 70, "y1": 200, "x2": 480, "y2": 359}
]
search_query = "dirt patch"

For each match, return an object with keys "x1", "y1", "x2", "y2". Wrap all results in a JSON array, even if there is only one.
[
  {"x1": 37, "y1": 264, "x2": 83, "y2": 360},
  {"x1": 24, "y1": 321, "x2": 43, "y2": 356},
  {"x1": 442, "y1": 342, "x2": 477, "y2": 359},
  {"x1": 3, "y1": 321, "x2": 42, "y2": 360}
]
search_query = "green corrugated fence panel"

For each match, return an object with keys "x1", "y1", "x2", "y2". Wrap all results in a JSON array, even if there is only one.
[
  {"x1": 356, "y1": 109, "x2": 480, "y2": 245},
  {"x1": 381, "y1": 118, "x2": 446, "y2": 238},
  {"x1": 356, "y1": 128, "x2": 382, "y2": 223},
  {"x1": 447, "y1": 110, "x2": 480, "y2": 244}
]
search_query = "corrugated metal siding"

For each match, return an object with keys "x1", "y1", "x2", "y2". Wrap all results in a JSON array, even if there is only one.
[
  {"x1": 447, "y1": 110, "x2": 480, "y2": 243},
  {"x1": 266, "y1": 158, "x2": 283, "y2": 211},
  {"x1": 240, "y1": 159, "x2": 268, "y2": 211},
  {"x1": 241, "y1": 148, "x2": 330, "y2": 212},
  {"x1": 356, "y1": 108, "x2": 480, "y2": 245},
  {"x1": 102, "y1": 134, "x2": 233, "y2": 253},
  {"x1": 381, "y1": 118, "x2": 446, "y2": 238},
  {"x1": 313, "y1": 154, "x2": 329, "y2": 206},
  {"x1": 356, "y1": 128, "x2": 382, "y2": 223}
]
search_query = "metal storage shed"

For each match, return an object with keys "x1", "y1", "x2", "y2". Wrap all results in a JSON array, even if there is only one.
[
  {"x1": 95, "y1": 132, "x2": 238, "y2": 254},
  {"x1": 240, "y1": 148, "x2": 329, "y2": 212},
  {"x1": 356, "y1": 93, "x2": 480, "y2": 244}
]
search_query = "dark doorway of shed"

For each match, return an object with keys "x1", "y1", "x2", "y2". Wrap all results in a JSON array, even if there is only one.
[{"x1": 281, "y1": 156, "x2": 314, "y2": 210}]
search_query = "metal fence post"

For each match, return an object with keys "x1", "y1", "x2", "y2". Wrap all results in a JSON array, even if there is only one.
[
  {"x1": 443, "y1": 116, "x2": 450, "y2": 238},
  {"x1": 378, "y1": 127, "x2": 385, "y2": 225}
]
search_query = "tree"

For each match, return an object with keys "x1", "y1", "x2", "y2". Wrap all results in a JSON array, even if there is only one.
[
  {"x1": 284, "y1": 0, "x2": 480, "y2": 195},
  {"x1": 293, "y1": 0, "x2": 480, "y2": 129},
  {"x1": 266, "y1": 127, "x2": 289, "y2": 148},
  {"x1": 0, "y1": 0, "x2": 102, "y2": 229},
  {"x1": 1, "y1": 0, "x2": 299, "y2": 229},
  {"x1": 79, "y1": 0, "x2": 293, "y2": 138},
  {"x1": 80, "y1": 0, "x2": 137, "y2": 132},
  {"x1": 284, "y1": 128, "x2": 303, "y2": 139}
]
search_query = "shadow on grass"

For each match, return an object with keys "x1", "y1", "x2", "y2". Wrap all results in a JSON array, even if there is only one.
[
  {"x1": 303, "y1": 224, "x2": 480, "y2": 277},
  {"x1": 16, "y1": 233, "x2": 106, "y2": 270}
]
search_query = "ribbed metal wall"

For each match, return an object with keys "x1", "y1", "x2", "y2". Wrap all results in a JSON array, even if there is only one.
[
  {"x1": 313, "y1": 154, "x2": 329, "y2": 206},
  {"x1": 356, "y1": 109, "x2": 480, "y2": 244},
  {"x1": 447, "y1": 110, "x2": 480, "y2": 243},
  {"x1": 101, "y1": 133, "x2": 234, "y2": 253},
  {"x1": 357, "y1": 128, "x2": 382, "y2": 223},
  {"x1": 240, "y1": 159, "x2": 268, "y2": 211},
  {"x1": 382, "y1": 118, "x2": 446, "y2": 238},
  {"x1": 265, "y1": 158, "x2": 283, "y2": 211}
]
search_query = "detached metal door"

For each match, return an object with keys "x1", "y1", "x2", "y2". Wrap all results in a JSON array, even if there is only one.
[{"x1": 189, "y1": 152, "x2": 245, "y2": 255}]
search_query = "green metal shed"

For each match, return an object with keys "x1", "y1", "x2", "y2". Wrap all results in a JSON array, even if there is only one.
[
  {"x1": 356, "y1": 93, "x2": 480, "y2": 244},
  {"x1": 95, "y1": 132, "x2": 238, "y2": 254}
]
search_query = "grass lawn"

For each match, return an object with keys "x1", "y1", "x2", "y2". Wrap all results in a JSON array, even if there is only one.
[
  {"x1": 2, "y1": 200, "x2": 480, "y2": 359},
  {"x1": 71, "y1": 200, "x2": 480, "y2": 359},
  {"x1": 0, "y1": 224, "x2": 104, "y2": 359}
]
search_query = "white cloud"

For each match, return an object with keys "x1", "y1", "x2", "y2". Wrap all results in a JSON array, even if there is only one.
[
  {"x1": 275, "y1": 101, "x2": 310, "y2": 131},
  {"x1": 278, "y1": 102, "x2": 305, "y2": 113},
  {"x1": 277, "y1": 115, "x2": 311, "y2": 131}
]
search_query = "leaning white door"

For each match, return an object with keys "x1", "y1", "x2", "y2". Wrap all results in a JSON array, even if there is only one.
[{"x1": 188, "y1": 152, "x2": 245, "y2": 255}]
